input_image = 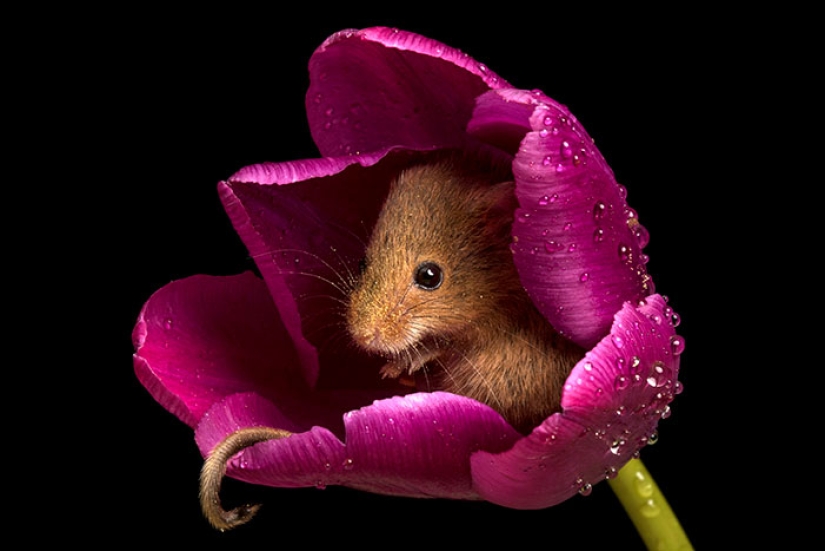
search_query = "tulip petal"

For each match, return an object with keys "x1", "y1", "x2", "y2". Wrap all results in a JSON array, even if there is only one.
[
  {"x1": 467, "y1": 89, "x2": 652, "y2": 348},
  {"x1": 306, "y1": 27, "x2": 508, "y2": 158},
  {"x1": 470, "y1": 294, "x2": 681, "y2": 509},
  {"x1": 221, "y1": 150, "x2": 427, "y2": 392},
  {"x1": 132, "y1": 272, "x2": 308, "y2": 428},
  {"x1": 197, "y1": 391, "x2": 521, "y2": 499}
]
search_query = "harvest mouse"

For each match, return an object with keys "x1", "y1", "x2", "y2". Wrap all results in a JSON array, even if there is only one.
[{"x1": 347, "y1": 152, "x2": 585, "y2": 434}]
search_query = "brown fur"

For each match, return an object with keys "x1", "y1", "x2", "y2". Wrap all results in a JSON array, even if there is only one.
[{"x1": 347, "y1": 153, "x2": 584, "y2": 434}]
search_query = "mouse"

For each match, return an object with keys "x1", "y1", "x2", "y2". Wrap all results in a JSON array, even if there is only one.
[
  {"x1": 198, "y1": 150, "x2": 588, "y2": 531},
  {"x1": 347, "y1": 151, "x2": 585, "y2": 434}
]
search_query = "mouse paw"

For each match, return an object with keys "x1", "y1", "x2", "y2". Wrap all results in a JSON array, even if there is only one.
[{"x1": 379, "y1": 362, "x2": 405, "y2": 379}]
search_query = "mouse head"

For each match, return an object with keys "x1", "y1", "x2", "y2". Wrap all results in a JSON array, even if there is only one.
[{"x1": 347, "y1": 155, "x2": 520, "y2": 357}]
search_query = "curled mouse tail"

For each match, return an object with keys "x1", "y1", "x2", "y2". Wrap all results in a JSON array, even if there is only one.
[{"x1": 200, "y1": 426, "x2": 292, "y2": 531}]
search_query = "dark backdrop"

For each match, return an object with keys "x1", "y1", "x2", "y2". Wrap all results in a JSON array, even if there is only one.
[{"x1": 73, "y1": 11, "x2": 744, "y2": 549}]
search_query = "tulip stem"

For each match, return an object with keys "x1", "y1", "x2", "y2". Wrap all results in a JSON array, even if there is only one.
[{"x1": 608, "y1": 458, "x2": 693, "y2": 550}]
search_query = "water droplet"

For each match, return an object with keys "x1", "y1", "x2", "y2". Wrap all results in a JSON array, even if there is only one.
[
  {"x1": 542, "y1": 155, "x2": 551, "y2": 166},
  {"x1": 578, "y1": 483, "x2": 593, "y2": 496},
  {"x1": 561, "y1": 141, "x2": 572, "y2": 157},
  {"x1": 544, "y1": 240, "x2": 565, "y2": 253},
  {"x1": 661, "y1": 405, "x2": 672, "y2": 419},
  {"x1": 539, "y1": 128, "x2": 549, "y2": 138},
  {"x1": 342, "y1": 458, "x2": 354, "y2": 470},
  {"x1": 593, "y1": 201, "x2": 607, "y2": 220},
  {"x1": 674, "y1": 380, "x2": 684, "y2": 395},
  {"x1": 324, "y1": 462, "x2": 331, "y2": 470},
  {"x1": 633, "y1": 224, "x2": 651, "y2": 248},
  {"x1": 614, "y1": 374, "x2": 629, "y2": 390},
  {"x1": 477, "y1": 63, "x2": 488, "y2": 73},
  {"x1": 324, "y1": 107, "x2": 334, "y2": 116},
  {"x1": 313, "y1": 93, "x2": 322, "y2": 104},
  {"x1": 580, "y1": 272, "x2": 589, "y2": 282},
  {"x1": 593, "y1": 228, "x2": 605, "y2": 242},
  {"x1": 646, "y1": 362, "x2": 668, "y2": 387},
  {"x1": 629, "y1": 356, "x2": 642, "y2": 374},
  {"x1": 670, "y1": 313, "x2": 681, "y2": 327},
  {"x1": 543, "y1": 115, "x2": 553, "y2": 126},
  {"x1": 670, "y1": 335, "x2": 685, "y2": 355},
  {"x1": 539, "y1": 195, "x2": 550, "y2": 206},
  {"x1": 555, "y1": 163, "x2": 565, "y2": 173},
  {"x1": 618, "y1": 243, "x2": 631, "y2": 262},
  {"x1": 568, "y1": 243, "x2": 578, "y2": 252},
  {"x1": 564, "y1": 222, "x2": 573, "y2": 231},
  {"x1": 323, "y1": 121, "x2": 332, "y2": 130},
  {"x1": 640, "y1": 499, "x2": 661, "y2": 518},
  {"x1": 315, "y1": 482, "x2": 327, "y2": 490},
  {"x1": 605, "y1": 467, "x2": 618, "y2": 479},
  {"x1": 163, "y1": 318, "x2": 173, "y2": 330},
  {"x1": 617, "y1": 184, "x2": 627, "y2": 199},
  {"x1": 634, "y1": 473, "x2": 653, "y2": 497},
  {"x1": 611, "y1": 335, "x2": 624, "y2": 349},
  {"x1": 647, "y1": 431, "x2": 659, "y2": 445}
]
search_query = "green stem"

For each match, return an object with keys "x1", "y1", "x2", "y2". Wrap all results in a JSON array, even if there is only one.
[{"x1": 608, "y1": 458, "x2": 693, "y2": 550}]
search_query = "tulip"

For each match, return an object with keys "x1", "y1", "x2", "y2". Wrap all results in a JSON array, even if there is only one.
[{"x1": 133, "y1": 27, "x2": 690, "y2": 549}]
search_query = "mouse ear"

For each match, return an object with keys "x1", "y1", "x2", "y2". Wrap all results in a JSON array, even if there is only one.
[{"x1": 483, "y1": 180, "x2": 519, "y2": 235}]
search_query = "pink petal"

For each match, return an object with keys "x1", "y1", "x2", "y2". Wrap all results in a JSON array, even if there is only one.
[
  {"x1": 196, "y1": 391, "x2": 521, "y2": 499},
  {"x1": 470, "y1": 294, "x2": 682, "y2": 508},
  {"x1": 221, "y1": 151, "x2": 427, "y2": 392},
  {"x1": 468, "y1": 88, "x2": 651, "y2": 348},
  {"x1": 306, "y1": 26, "x2": 508, "y2": 158},
  {"x1": 132, "y1": 272, "x2": 308, "y2": 428}
]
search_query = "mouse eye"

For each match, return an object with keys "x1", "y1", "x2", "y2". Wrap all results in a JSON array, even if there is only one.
[{"x1": 414, "y1": 261, "x2": 443, "y2": 290}]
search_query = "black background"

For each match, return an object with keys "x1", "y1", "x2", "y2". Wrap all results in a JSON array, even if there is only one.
[{"x1": 59, "y1": 9, "x2": 753, "y2": 549}]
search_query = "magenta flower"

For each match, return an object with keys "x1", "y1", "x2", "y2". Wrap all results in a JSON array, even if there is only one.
[{"x1": 133, "y1": 27, "x2": 685, "y2": 536}]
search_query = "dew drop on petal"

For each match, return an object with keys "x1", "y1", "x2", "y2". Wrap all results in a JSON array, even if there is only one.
[
  {"x1": 670, "y1": 335, "x2": 686, "y2": 355},
  {"x1": 539, "y1": 195, "x2": 550, "y2": 206},
  {"x1": 633, "y1": 224, "x2": 651, "y2": 248},
  {"x1": 593, "y1": 201, "x2": 607, "y2": 220},
  {"x1": 578, "y1": 483, "x2": 593, "y2": 496},
  {"x1": 561, "y1": 141, "x2": 573, "y2": 158},
  {"x1": 593, "y1": 228, "x2": 605, "y2": 242},
  {"x1": 647, "y1": 432, "x2": 659, "y2": 445},
  {"x1": 611, "y1": 335, "x2": 624, "y2": 349},
  {"x1": 542, "y1": 155, "x2": 551, "y2": 166},
  {"x1": 605, "y1": 467, "x2": 618, "y2": 480},
  {"x1": 629, "y1": 356, "x2": 642, "y2": 374},
  {"x1": 617, "y1": 184, "x2": 627, "y2": 199},
  {"x1": 163, "y1": 318, "x2": 173, "y2": 330},
  {"x1": 342, "y1": 458, "x2": 354, "y2": 470},
  {"x1": 544, "y1": 115, "x2": 553, "y2": 126},
  {"x1": 324, "y1": 107, "x2": 334, "y2": 116},
  {"x1": 580, "y1": 272, "x2": 589, "y2": 282},
  {"x1": 614, "y1": 374, "x2": 629, "y2": 390},
  {"x1": 618, "y1": 243, "x2": 631, "y2": 262},
  {"x1": 544, "y1": 240, "x2": 565, "y2": 253},
  {"x1": 674, "y1": 380, "x2": 684, "y2": 395},
  {"x1": 568, "y1": 243, "x2": 578, "y2": 252},
  {"x1": 555, "y1": 163, "x2": 565, "y2": 173},
  {"x1": 661, "y1": 405, "x2": 672, "y2": 419},
  {"x1": 539, "y1": 128, "x2": 549, "y2": 138}
]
